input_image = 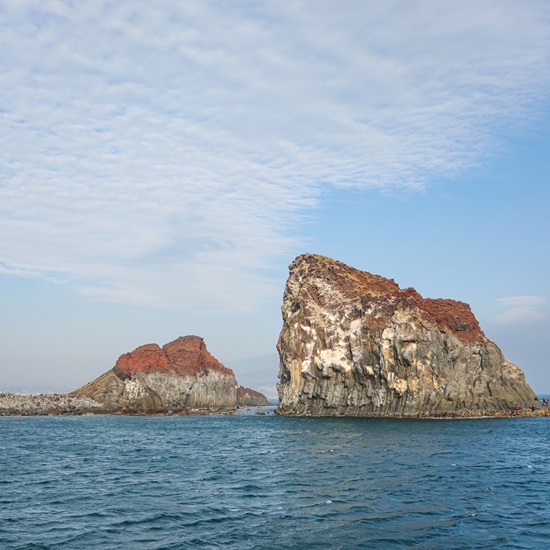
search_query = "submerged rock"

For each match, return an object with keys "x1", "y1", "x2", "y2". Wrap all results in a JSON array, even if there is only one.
[
  {"x1": 73, "y1": 336, "x2": 238, "y2": 412},
  {"x1": 236, "y1": 385, "x2": 270, "y2": 407},
  {"x1": 276, "y1": 254, "x2": 540, "y2": 417}
]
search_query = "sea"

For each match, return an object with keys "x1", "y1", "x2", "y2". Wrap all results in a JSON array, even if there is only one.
[{"x1": 1, "y1": 401, "x2": 550, "y2": 549}]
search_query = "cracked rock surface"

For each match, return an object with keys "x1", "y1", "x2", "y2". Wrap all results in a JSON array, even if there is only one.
[{"x1": 276, "y1": 254, "x2": 540, "y2": 417}]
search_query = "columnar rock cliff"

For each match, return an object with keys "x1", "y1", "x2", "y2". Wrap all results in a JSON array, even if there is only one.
[
  {"x1": 277, "y1": 254, "x2": 540, "y2": 417},
  {"x1": 73, "y1": 336, "x2": 238, "y2": 411}
]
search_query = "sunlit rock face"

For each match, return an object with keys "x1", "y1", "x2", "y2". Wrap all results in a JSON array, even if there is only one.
[
  {"x1": 277, "y1": 254, "x2": 539, "y2": 417},
  {"x1": 73, "y1": 336, "x2": 237, "y2": 411}
]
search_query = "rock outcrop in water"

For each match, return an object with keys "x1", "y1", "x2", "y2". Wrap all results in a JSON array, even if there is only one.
[
  {"x1": 73, "y1": 336, "x2": 238, "y2": 412},
  {"x1": 277, "y1": 254, "x2": 540, "y2": 417},
  {"x1": 0, "y1": 393, "x2": 104, "y2": 416},
  {"x1": 237, "y1": 386, "x2": 270, "y2": 407}
]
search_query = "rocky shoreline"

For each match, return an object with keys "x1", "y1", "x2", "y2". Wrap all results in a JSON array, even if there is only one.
[
  {"x1": 1, "y1": 392, "x2": 547, "y2": 418},
  {"x1": 0, "y1": 393, "x2": 104, "y2": 416},
  {"x1": 0, "y1": 392, "x2": 269, "y2": 417},
  {"x1": 275, "y1": 407, "x2": 550, "y2": 419}
]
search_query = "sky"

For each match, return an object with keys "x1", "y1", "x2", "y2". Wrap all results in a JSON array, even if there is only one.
[{"x1": 1, "y1": 0, "x2": 549, "y2": 397}]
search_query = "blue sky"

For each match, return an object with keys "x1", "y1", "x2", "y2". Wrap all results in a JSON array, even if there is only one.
[{"x1": 1, "y1": 0, "x2": 549, "y2": 396}]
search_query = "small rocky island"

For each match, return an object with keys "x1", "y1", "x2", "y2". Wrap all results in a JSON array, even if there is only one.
[
  {"x1": 237, "y1": 385, "x2": 271, "y2": 406},
  {"x1": 277, "y1": 254, "x2": 543, "y2": 417},
  {"x1": 0, "y1": 336, "x2": 269, "y2": 415}
]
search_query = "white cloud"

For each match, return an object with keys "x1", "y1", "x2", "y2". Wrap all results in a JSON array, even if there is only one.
[
  {"x1": 496, "y1": 296, "x2": 546, "y2": 324},
  {"x1": 1, "y1": 1, "x2": 549, "y2": 311},
  {"x1": 497, "y1": 296, "x2": 545, "y2": 307}
]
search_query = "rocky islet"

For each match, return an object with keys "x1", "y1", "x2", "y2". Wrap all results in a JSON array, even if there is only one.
[
  {"x1": 276, "y1": 254, "x2": 542, "y2": 417},
  {"x1": 72, "y1": 335, "x2": 239, "y2": 412},
  {"x1": 1, "y1": 336, "x2": 269, "y2": 415},
  {"x1": 1, "y1": 254, "x2": 545, "y2": 418},
  {"x1": 237, "y1": 385, "x2": 271, "y2": 407}
]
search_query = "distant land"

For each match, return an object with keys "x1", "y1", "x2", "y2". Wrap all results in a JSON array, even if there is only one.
[{"x1": 225, "y1": 354, "x2": 279, "y2": 399}]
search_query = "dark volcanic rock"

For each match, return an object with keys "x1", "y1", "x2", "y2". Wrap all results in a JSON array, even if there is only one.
[
  {"x1": 73, "y1": 336, "x2": 238, "y2": 411},
  {"x1": 276, "y1": 254, "x2": 540, "y2": 417},
  {"x1": 237, "y1": 386, "x2": 270, "y2": 407}
]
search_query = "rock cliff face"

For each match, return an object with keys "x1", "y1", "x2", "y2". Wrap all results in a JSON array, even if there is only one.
[
  {"x1": 277, "y1": 254, "x2": 540, "y2": 417},
  {"x1": 73, "y1": 336, "x2": 237, "y2": 411},
  {"x1": 237, "y1": 386, "x2": 270, "y2": 407}
]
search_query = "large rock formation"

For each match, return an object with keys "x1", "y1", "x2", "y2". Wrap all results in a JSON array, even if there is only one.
[
  {"x1": 277, "y1": 254, "x2": 540, "y2": 417},
  {"x1": 73, "y1": 336, "x2": 238, "y2": 411}
]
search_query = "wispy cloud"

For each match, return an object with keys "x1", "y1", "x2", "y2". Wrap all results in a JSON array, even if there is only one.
[
  {"x1": 496, "y1": 296, "x2": 546, "y2": 324},
  {"x1": 1, "y1": 1, "x2": 549, "y2": 311}
]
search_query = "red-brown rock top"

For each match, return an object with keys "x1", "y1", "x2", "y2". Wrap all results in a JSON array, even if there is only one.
[
  {"x1": 290, "y1": 254, "x2": 401, "y2": 301},
  {"x1": 114, "y1": 335, "x2": 234, "y2": 378},
  {"x1": 421, "y1": 297, "x2": 486, "y2": 344},
  {"x1": 114, "y1": 343, "x2": 170, "y2": 376},
  {"x1": 291, "y1": 254, "x2": 487, "y2": 344}
]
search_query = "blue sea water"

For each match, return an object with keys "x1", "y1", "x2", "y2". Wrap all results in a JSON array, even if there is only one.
[{"x1": 1, "y1": 408, "x2": 550, "y2": 549}]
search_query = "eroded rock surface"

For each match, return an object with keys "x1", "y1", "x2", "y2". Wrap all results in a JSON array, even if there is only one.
[
  {"x1": 277, "y1": 254, "x2": 540, "y2": 417},
  {"x1": 73, "y1": 336, "x2": 238, "y2": 411}
]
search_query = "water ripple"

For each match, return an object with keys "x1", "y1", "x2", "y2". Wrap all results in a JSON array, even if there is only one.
[{"x1": 1, "y1": 415, "x2": 550, "y2": 548}]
